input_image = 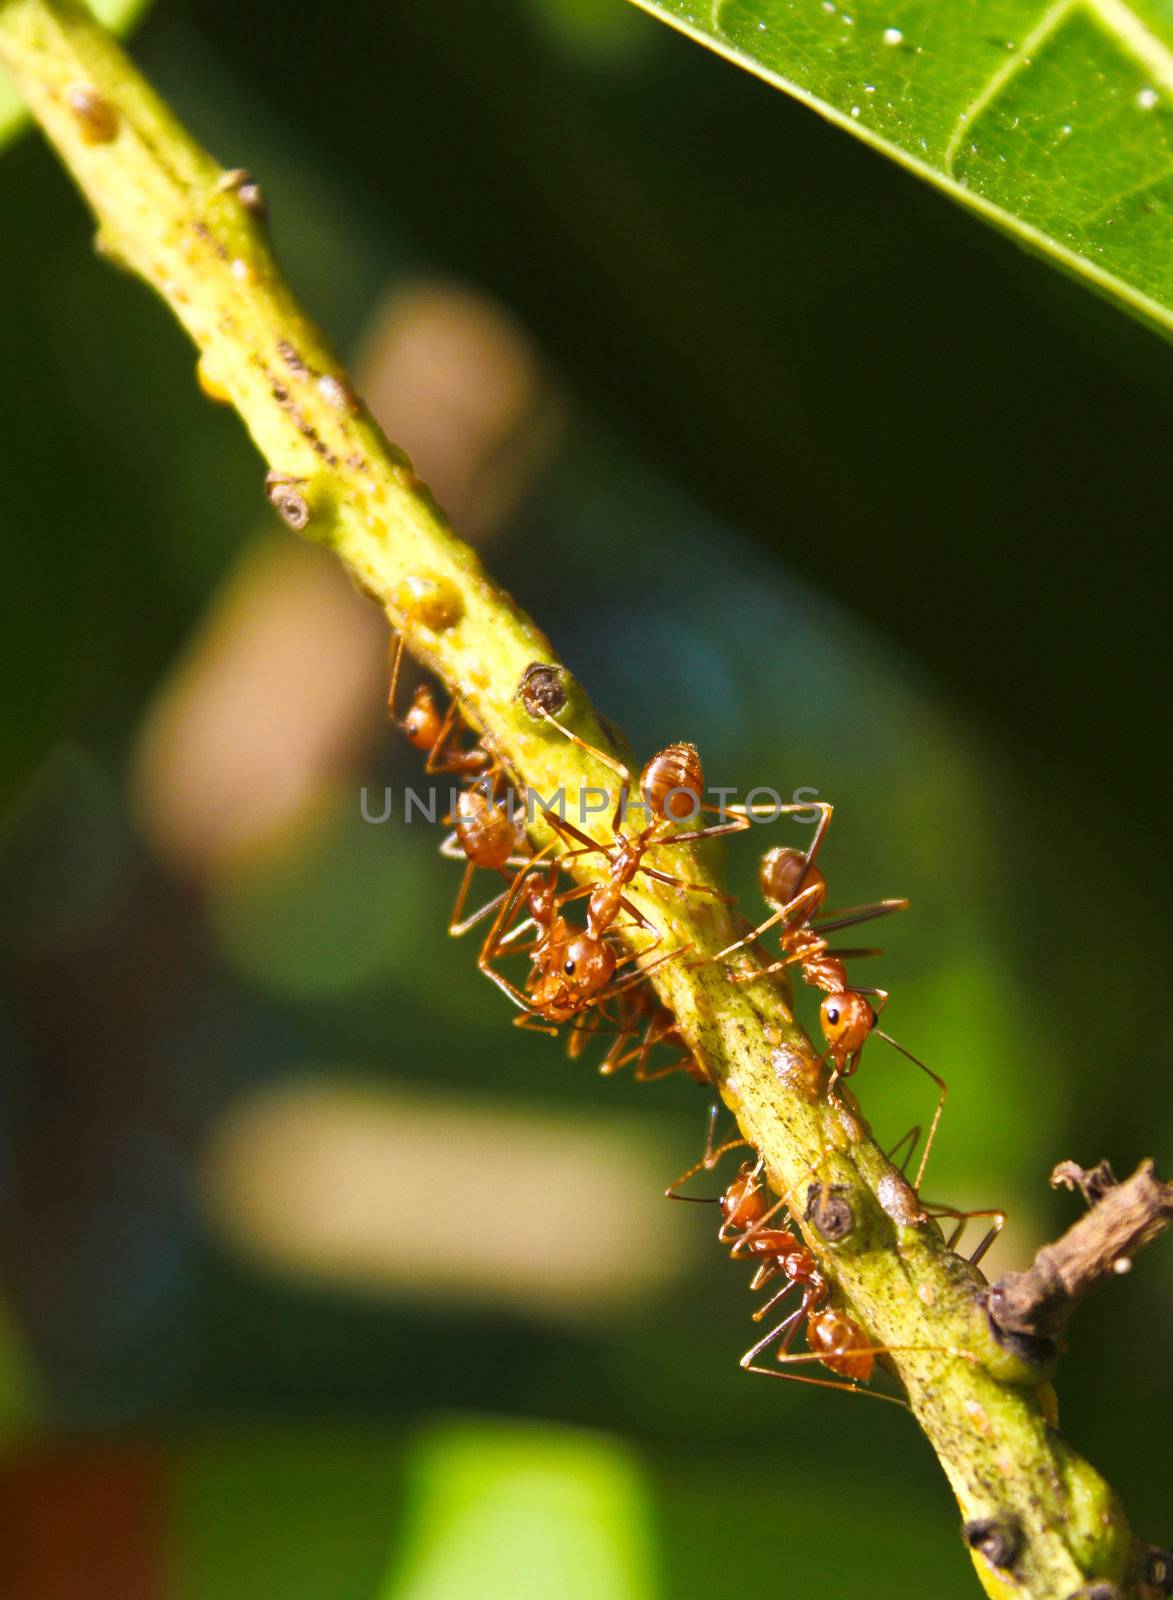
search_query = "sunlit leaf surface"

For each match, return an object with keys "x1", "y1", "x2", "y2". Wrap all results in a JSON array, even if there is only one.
[{"x1": 630, "y1": 0, "x2": 1173, "y2": 333}]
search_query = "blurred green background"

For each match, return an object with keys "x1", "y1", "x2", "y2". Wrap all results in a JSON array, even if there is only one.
[{"x1": 0, "y1": 1, "x2": 1170, "y2": 1595}]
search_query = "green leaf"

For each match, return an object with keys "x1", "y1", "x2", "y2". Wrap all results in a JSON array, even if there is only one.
[
  {"x1": 630, "y1": 0, "x2": 1173, "y2": 334},
  {"x1": 380, "y1": 1422, "x2": 658, "y2": 1600},
  {"x1": 0, "y1": 0, "x2": 151, "y2": 151}
]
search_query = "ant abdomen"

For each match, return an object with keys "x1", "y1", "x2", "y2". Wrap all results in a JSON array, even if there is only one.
[
  {"x1": 760, "y1": 846, "x2": 827, "y2": 915},
  {"x1": 807, "y1": 1310, "x2": 874, "y2": 1381},
  {"x1": 454, "y1": 789, "x2": 516, "y2": 870},
  {"x1": 641, "y1": 742, "x2": 703, "y2": 820}
]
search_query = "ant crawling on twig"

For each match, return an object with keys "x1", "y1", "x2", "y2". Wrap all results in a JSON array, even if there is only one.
[
  {"x1": 696, "y1": 827, "x2": 944, "y2": 1191},
  {"x1": 476, "y1": 846, "x2": 686, "y2": 1035},
  {"x1": 388, "y1": 633, "x2": 493, "y2": 780},
  {"x1": 666, "y1": 1108, "x2": 991, "y2": 1400},
  {"x1": 535, "y1": 715, "x2": 822, "y2": 899},
  {"x1": 473, "y1": 720, "x2": 766, "y2": 1033},
  {"x1": 388, "y1": 635, "x2": 538, "y2": 936}
]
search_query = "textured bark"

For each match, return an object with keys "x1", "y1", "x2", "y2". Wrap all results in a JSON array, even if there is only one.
[{"x1": 989, "y1": 1162, "x2": 1173, "y2": 1341}]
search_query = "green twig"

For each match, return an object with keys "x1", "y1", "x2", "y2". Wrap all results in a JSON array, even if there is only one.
[{"x1": 0, "y1": 3, "x2": 1156, "y2": 1594}]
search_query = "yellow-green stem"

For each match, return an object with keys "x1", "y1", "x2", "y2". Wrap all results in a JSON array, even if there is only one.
[{"x1": 0, "y1": 3, "x2": 1148, "y2": 1594}]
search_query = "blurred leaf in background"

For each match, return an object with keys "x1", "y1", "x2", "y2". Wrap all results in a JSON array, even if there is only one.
[{"x1": 382, "y1": 1422, "x2": 657, "y2": 1600}]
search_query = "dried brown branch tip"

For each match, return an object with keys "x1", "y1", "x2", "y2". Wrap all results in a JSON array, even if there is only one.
[{"x1": 988, "y1": 1159, "x2": 1173, "y2": 1344}]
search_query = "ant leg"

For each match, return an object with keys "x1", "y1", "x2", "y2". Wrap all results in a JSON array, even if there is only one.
[
  {"x1": 966, "y1": 1212, "x2": 1007, "y2": 1268},
  {"x1": 797, "y1": 800, "x2": 834, "y2": 876},
  {"x1": 476, "y1": 849, "x2": 555, "y2": 1011},
  {"x1": 886, "y1": 1125, "x2": 923, "y2": 1179},
  {"x1": 729, "y1": 957, "x2": 790, "y2": 984},
  {"x1": 731, "y1": 944, "x2": 883, "y2": 986},
  {"x1": 742, "y1": 1294, "x2": 811, "y2": 1366},
  {"x1": 922, "y1": 1203, "x2": 1006, "y2": 1266},
  {"x1": 570, "y1": 1003, "x2": 633, "y2": 1064},
  {"x1": 764, "y1": 1340, "x2": 975, "y2": 1386},
  {"x1": 633, "y1": 1052, "x2": 696, "y2": 1083},
  {"x1": 422, "y1": 698, "x2": 462, "y2": 774},
  {"x1": 613, "y1": 1014, "x2": 696, "y2": 1083},
  {"x1": 631, "y1": 1015, "x2": 696, "y2": 1082},
  {"x1": 873, "y1": 1029, "x2": 947, "y2": 1193},
  {"x1": 698, "y1": 878, "x2": 829, "y2": 969},
  {"x1": 670, "y1": 799, "x2": 830, "y2": 851},
  {"x1": 635, "y1": 864, "x2": 731, "y2": 900},
  {"x1": 749, "y1": 1276, "x2": 800, "y2": 1324},
  {"x1": 664, "y1": 1103, "x2": 751, "y2": 1200},
  {"x1": 599, "y1": 1015, "x2": 653, "y2": 1078},
  {"x1": 387, "y1": 632, "x2": 405, "y2": 718},
  {"x1": 447, "y1": 860, "x2": 476, "y2": 936},
  {"x1": 449, "y1": 866, "x2": 525, "y2": 939},
  {"x1": 541, "y1": 812, "x2": 611, "y2": 858},
  {"x1": 740, "y1": 1363, "x2": 907, "y2": 1404},
  {"x1": 539, "y1": 714, "x2": 633, "y2": 835},
  {"x1": 812, "y1": 899, "x2": 909, "y2": 935},
  {"x1": 512, "y1": 1011, "x2": 561, "y2": 1039}
]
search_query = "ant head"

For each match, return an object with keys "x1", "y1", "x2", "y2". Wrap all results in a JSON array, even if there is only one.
[
  {"x1": 721, "y1": 1162, "x2": 769, "y2": 1230},
  {"x1": 819, "y1": 991, "x2": 875, "y2": 1062},
  {"x1": 557, "y1": 931, "x2": 617, "y2": 997},
  {"x1": 641, "y1": 743, "x2": 703, "y2": 821},
  {"x1": 403, "y1": 685, "x2": 442, "y2": 748},
  {"x1": 760, "y1": 847, "x2": 826, "y2": 914},
  {"x1": 531, "y1": 930, "x2": 617, "y2": 1018}
]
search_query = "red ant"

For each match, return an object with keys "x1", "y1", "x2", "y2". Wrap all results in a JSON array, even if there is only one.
[
  {"x1": 388, "y1": 634, "x2": 537, "y2": 936},
  {"x1": 475, "y1": 719, "x2": 777, "y2": 1032},
  {"x1": 533, "y1": 716, "x2": 821, "y2": 895},
  {"x1": 668, "y1": 1109, "x2": 995, "y2": 1399},
  {"x1": 388, "y1": 633, "x2": 493, "y2": 780},
  {"x1": 477, "y1": 846, "x2": 683, "y2": 1034},
  {"x1": 701, "y1": 834, "x2": 945, "y2": 1191},
  {"x1": 438, "y1": 786, "x2": 535, "y2": 936}
]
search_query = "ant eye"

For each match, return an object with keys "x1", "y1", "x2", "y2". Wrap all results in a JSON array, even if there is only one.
[
  {"x1": 564, "y1": 959, "x2": 576, "y2": 976},
  {"x1": 826, "y1": 1006, "x2": 840, "y2": 1025}
]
